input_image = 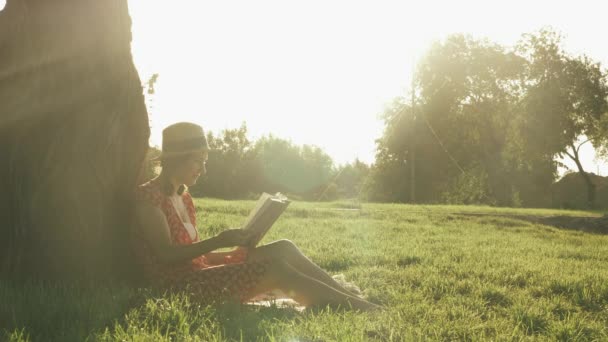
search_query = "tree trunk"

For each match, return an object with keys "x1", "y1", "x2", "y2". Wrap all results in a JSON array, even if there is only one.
[
  {"x1": 0, "y1": 0, "x2": 150, "y2": 282},
  {"x1": 567, "y1": 145, "x2": 597, "y2": 209}
]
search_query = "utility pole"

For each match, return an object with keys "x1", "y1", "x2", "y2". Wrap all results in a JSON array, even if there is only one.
[{"x1": 410, "y1": 74, "x2": 416, "y2": 203}]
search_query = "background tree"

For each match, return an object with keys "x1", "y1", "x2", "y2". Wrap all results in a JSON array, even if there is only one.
[
  {"x1": 517, "y1": 29, "x2": 608, "y2": 208},
  {"x1": 252, "y1": 135, "x2": 334, "y2": 200},
  {"x1": 365, "y1": 99, "x2": 414, "y2": 202},
  {"x1": 367, "y1": 30, "x2": 607, "y2": 208},
  {"x1": 189, "y1": 123, "x2": 259, "y2": 199},
  {"x1": 187, "y1": 126, "x2": 337, "y2": 201},
  {"x1": 0, "y1": 0, "x2": 150, "y2": 281},
  {"x1": 369, "y1": 35, "x2": 537, "y2": 205},
  {"x1": 334, "y1": 159, "x2": 370, "y2": 199}
]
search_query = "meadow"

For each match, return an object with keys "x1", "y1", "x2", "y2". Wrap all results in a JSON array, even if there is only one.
[{"x1": 2, "y1": 199, "x2": 608, "y2": 341}]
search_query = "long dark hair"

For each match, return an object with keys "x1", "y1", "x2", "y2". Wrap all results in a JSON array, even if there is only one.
[{"x1": 158, "y1": 153, "x2": 194, "y2": 196}]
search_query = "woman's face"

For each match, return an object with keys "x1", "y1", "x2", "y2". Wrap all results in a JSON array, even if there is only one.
[{"x1": 174, "y1": 150, "x2": 208, "y2": 186}]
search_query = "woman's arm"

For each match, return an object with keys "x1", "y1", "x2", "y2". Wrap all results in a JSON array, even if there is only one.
[
  {"x1": 207, "y1": 245, "x2": 250, "y2": 264},
  {"x1": 135, "y1": 202, "x2": 223, "y2": 263},
  {"x1": 205, "y1": 251, "x2": 231, "y2": 264},
  {"x1": 135, "y1": 202, "x2": 253, "y2": 264}
]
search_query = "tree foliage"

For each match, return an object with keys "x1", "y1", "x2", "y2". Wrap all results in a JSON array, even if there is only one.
[
  {"x1": 517, "y1": 29, "x2": 608, "y2": 207},
  {"x1": 368, "y1": 30, "x2": 608, "y2": 208},
  {"x1": 334, "y1": 159, "x2": 370, "y2": 199},
  {"x1": 188, "y1": 123, "x2": 258, "y2": 199},
  {"x1": 253, "y1": 135, "x2": 334, "y2": 198},
  {"x1": 187, "y1": 126, "x2": 338, "y2": 201}
]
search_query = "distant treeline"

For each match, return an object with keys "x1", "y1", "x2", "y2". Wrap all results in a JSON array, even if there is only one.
[
  {"x1": 143, "y1": 29, "x2": 608, "y2": 209},
  {"x1": 142, "y1": 123, "x2": 369, "y2": 201}
]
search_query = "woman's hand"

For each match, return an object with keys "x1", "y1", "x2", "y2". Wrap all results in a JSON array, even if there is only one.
[{"x1": 215, "y1": 229, "x2": 254, "y2": 248}]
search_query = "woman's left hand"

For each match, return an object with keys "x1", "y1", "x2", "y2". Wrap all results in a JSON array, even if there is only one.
[
  {"x1": 233, "y1": 246, "x2": 249, "y2": 258},
  {"x1": 223, "y1": 246, "x2": 249, "y2": 263},
  {"x1": 215, "y1": 228, "x2": 254, "y2": 247}
]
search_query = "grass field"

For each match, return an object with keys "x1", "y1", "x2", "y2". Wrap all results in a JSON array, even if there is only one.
[{"x1": 2, "y1": 199, "x2": 608, "y2": 341}]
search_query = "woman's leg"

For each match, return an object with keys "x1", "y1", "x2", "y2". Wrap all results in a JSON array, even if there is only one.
[
  {"x1": 246, "y1": 240, "x2": 362, "y2": 298},
  {"x1": 245, "y1": 259, "x2": 378, "y2": 311}
]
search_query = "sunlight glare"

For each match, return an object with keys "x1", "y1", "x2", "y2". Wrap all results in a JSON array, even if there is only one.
[{"x1": 128, "y1": 0, "x2": 608, "y2": 172}]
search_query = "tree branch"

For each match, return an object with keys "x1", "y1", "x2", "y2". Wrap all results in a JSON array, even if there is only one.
[
  {"x1": 575, "y1": 139, "x2": 590, "y2": 154},
  {"x1": 563, "y1": 149, "x2": 575, "y2": 161}
]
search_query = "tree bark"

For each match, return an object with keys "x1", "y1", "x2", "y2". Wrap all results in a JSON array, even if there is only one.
[{"x1": 0, "y1": 0, "x2": 150, "y2": 282}]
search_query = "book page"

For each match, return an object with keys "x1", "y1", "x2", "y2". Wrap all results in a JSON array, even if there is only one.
[
  {"x1": 240, "y1": 193, "x2": 290, "y2": 247},
  {"x1": 246, "y1": 199, "x2": 289, "y2": 247},
  {"x1": 241, "y1": 193, "x2": 272, "y2": 230}
]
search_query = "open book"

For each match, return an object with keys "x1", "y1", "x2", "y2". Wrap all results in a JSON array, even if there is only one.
[{"x1": 242, "y1": 192, "x2": 290, "y2": 247}]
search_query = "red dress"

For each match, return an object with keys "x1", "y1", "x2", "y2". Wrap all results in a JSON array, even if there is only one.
[{"x1": 132, "y1": 177, "x2": 270, "y2": 303}]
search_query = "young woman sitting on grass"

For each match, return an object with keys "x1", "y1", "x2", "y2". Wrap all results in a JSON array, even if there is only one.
[{"x1": 133, "y1": 122, "x2": 379, "y2": 311}]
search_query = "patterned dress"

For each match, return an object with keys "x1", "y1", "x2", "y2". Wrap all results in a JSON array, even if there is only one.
[{"x1": 132, "y1": 177, "x2": 270, "y2": 303}]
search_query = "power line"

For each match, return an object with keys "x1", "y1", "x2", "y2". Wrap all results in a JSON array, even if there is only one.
[{"x1": 419, "y1": 109, "x2": 466, "y2": 175}]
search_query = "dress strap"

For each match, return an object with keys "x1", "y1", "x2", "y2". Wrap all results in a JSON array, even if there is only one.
[{"x1": 183, "y1": 191, "x2": 197, "y2": 227}]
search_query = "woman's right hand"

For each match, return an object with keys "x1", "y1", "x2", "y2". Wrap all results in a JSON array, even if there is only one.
[{"x1": 215, "y1": 229, "x2": 254, "y2": 248}]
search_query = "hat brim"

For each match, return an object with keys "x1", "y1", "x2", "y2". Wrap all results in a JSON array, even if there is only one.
[{"x1": 149, "y1": 147, "x2": 211, "y2": 162}]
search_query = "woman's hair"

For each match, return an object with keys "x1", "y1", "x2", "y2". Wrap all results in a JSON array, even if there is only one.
[{"x1": 158, "y1": 153, "x2": 194, "y2": 196}]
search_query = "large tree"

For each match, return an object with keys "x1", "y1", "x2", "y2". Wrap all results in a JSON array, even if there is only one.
[
  {"x1": 517, "y1": 29, "x2": 608, "y2": 208},
  {"x1": 370, "y1": 35, "x2": 543, "y2": 205},
  {"x1": 417, "y1": 35, "x2": 528, "y2": 205},
  {"x1": 0, "y1": 0, "x2": 150, "y2": 281},
  {"x1": 370, "y1": 31, "x2": 607, "y2": 208}
]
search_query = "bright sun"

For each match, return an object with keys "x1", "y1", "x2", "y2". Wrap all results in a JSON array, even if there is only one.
[{"x1": 127, "y1": 1, "x2": 608, "y2": 174}]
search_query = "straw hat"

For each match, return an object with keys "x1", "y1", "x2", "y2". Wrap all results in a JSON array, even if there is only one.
[{"x1": 155, "y1": 122, "x2": 209, "y2": 160}]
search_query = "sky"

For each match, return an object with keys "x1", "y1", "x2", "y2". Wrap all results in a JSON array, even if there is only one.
[{"x1": 1, "y1": 0, "x2": 606, "y2": 175}]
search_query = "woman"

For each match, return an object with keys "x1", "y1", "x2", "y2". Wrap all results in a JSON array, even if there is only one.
[{"x1": 133, "y1": 122, "x2": 379, "y2": 311}]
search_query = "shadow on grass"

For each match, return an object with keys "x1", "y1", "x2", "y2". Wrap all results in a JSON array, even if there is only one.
[
  {"x1": 96, "y1": 291, "x2": 307, "y2": 341},
  {"x1": 457, "y1": 212, "x2": 608, "y2": 235},
  {"x1": 533, "y1": 215, "x2": 608, "y2": 234},
  {"x1": 0, "y1": 281, "x2": 304, "y2": 341},
  {"x1": 0, "y1": 280, "x2": 149, "y2": 341}
]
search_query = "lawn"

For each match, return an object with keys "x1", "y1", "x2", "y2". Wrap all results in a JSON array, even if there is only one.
[{"x1": 2, "y1": 199, "x2": 607, "y2": 341}]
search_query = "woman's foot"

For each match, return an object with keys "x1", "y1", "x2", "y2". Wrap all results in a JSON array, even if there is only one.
[{"x1": 332, "y1": 274, "x2": 364, "y2": 298}]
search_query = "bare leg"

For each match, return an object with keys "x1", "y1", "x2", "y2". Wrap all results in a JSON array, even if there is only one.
[
  {"x1": 247, "y1": 240, "x2": 363, "y2": 298},
  {"x1": 245, "y1": 259, "x2": 379, "y2": 311}
]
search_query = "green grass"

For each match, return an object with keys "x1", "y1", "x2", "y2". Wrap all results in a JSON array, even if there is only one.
[{"x1": 2, "y1": 200, "x2": 608, "y2": 341}]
